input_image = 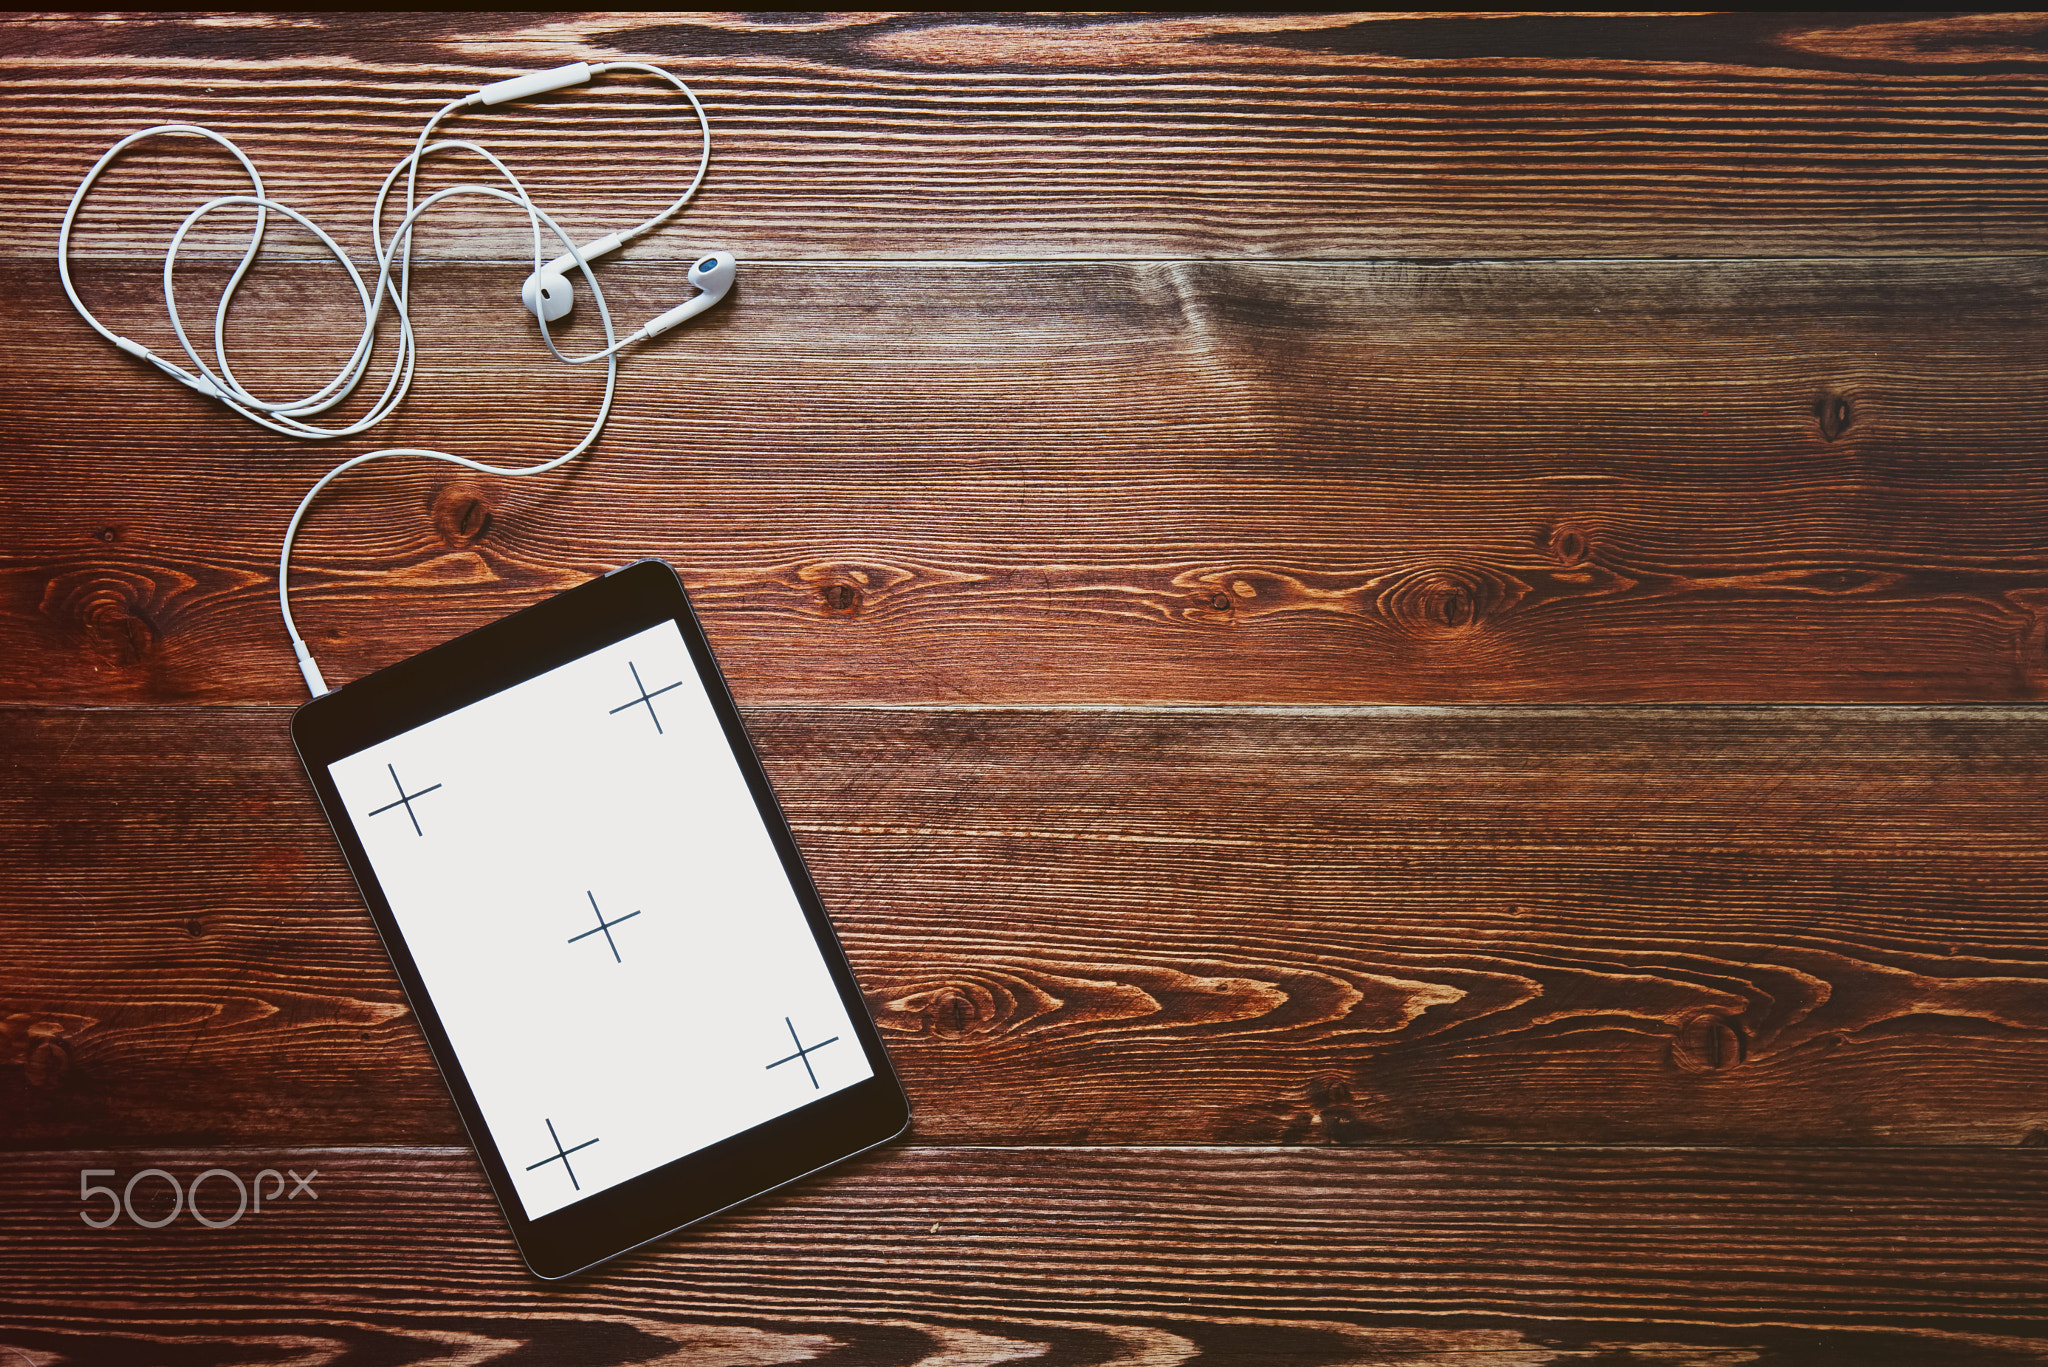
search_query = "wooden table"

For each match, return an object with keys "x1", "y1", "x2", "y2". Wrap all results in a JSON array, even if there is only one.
[{"x1": 5, "y1": 12, "x2": 2047, "y2": 1363}]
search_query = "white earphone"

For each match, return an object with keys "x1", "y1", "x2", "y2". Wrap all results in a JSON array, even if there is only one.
[{"x1": 59, "y1": 62, "x2": 732, "y2": 697}]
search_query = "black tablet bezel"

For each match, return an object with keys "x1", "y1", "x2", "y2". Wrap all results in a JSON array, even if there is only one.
[{"x1": 290, "y1": 557, "x2": 910, "y2": 1280}]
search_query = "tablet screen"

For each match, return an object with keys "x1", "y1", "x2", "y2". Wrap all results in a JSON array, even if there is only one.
[{"x1": 324, "y1": 619, "x2": 873, "y2": 1222}]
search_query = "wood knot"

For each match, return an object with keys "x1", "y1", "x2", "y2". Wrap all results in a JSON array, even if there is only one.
[
  {"x1": 1816, "y1": 391, "x2": 1853, "y2": 443},
  {"x1": 42, "y1": 568, "x2": 163, "y2": 665},
  {"x1": 1377, "y1": 567, "x2": 1498, "y2": 639},
  {"x1": 1306, "y1": 1072, "x2": 1353, "y2": 1109},
  {"x1": 1670, "y1": 1012, "x2": 1746, "y2": 1073},
  {"x1": 24, "y1": 1037, "x2": 70, "y2": 1089},
  {"x1": 1548, "y1": 523, "x2": 1591, "y2": 565},
  {"x1": 98, "y1": 525, "x2": 122, "y2": 544},
  {"x1": 923, "y1": 988, "x2": 981, "y2": 1040},
  {"x1": 430, "y1": 483, "x2": 492, "y2": 548},
  {"x1": 873, "y1": 979, "x2": 999, "y2": 1039},
  {"x1": 3, "y1": 1014, "x2": 77, "y2": 1089},
  {"x1": 1306, "y1": 1071, "x2": 1372, "y2": 1144},
  {"x1": 797, "y1": 561, "x2": 914, "y2": 619},
  {"x1": 2019, "y1": 1128, "x2": 2048, "y2": 1148}
]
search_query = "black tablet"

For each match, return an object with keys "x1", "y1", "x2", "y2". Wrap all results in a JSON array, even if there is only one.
[{"x1": 291, "y1": 557, "x2": 910, "y2": 1279}]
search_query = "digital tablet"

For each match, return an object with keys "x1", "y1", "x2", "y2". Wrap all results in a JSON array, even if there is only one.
[{"x1": 291, "y1": 557, "x2": 910, "y2": 1279}]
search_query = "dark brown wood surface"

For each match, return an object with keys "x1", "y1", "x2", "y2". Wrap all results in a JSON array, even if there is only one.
[
  {"x1": 5, "y1": 12, "x2": 2048, "y2": 1365},
  {"x1": 8, "y1": 703, "x2": 2048, "y2": 1153},
  {"x1": 14, "y1": 253, "x2": 2048, "y2": 706},
  {"x1": 12, "y1": 12, "x2": 2048, "y2": 260},
  {"x1": 5, "y1": 1147, "x2": 2048, "y2": 1364}
]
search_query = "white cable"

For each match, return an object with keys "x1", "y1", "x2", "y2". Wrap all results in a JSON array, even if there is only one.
[{"x1": 58, "y1": 63, "x2": 716, "y2": 696}]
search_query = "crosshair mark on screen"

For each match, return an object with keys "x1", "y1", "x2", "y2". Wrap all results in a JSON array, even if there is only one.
[
  {"x1": 567, "y1": 891, "x2": 643, "y2": 963},
  {"x1": 608, "y1": 659, "x2": 686, "y2": 735},
  {"x1": 766, "y1": 1016, "x2": 840, "y2": 1089},
  {"x1": 525, "y1": 1117, "x2": 599, "y2": 1191},
  {"x1": 365, "y1": 763, "x2": 442, "y2": 837}
]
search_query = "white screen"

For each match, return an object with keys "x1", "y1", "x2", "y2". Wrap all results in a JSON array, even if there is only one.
[{"x1": 327, "y1": 621, "x2": 872, "y2": 1221}]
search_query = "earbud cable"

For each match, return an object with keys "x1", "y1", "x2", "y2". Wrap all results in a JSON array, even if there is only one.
[{"x1": 57, "y1": 63, "x2": 713, "y2": 697}]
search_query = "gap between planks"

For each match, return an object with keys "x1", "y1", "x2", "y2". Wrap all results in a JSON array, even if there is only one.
[
  {"x1": 6, "y1": 702, "x2": 2047, "y2": 719},
  {"x1": 45, "y1": 252, "x2": 2048, "y2": 267}
]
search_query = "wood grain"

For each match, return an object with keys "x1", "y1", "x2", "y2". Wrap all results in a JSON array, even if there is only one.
[
  {"x1": 11, "y1": 12, "x2": 2048, "y2": 261},
  {"x1": 9, "y1": 11, "x2": 2048, "y2": 1353},
  {"x1": 7, "y1": 704, "x2": 2046, "y2": 1150},
  {"x1": 3, "y1": 1146, "x2": 2047, "y2": 1365},
  {"x1": 10, "y1": 256, "x2": 2048, "y2": 707}
]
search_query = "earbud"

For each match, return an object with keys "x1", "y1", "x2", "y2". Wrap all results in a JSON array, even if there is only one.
[
  {"x1": 638, "y1": 252, "x2": 737, "y2": 339},
  {"x1": 520, "y1": 268, "x2": 574, "y2": 322},
  {"x1": 689, "y1": 250, "x2": 737, "y2": 298},
  {"x1": 519, "y1": 245, "x2": 734, "y2": 334},
  {"x1": 520, "y1": 231, "x2": 625, "y2": 322},
  {"x1": 526, "y1": 249, "x2": 735, "y2": 337}
]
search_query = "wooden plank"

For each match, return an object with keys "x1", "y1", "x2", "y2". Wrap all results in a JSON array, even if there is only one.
[
  {"x1": 11, "y1": 12, "x2": 2048, "y2": 260},
  {"x1": 10, "y1": 256, "x2": 2048, "y2": 707},
  {"x1": 2, "y1": 1145, "x2": 2046, "y2": 1364},
  {"x1": 7, "y1": 704, "x2": 2046, "y2": 1150}
]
